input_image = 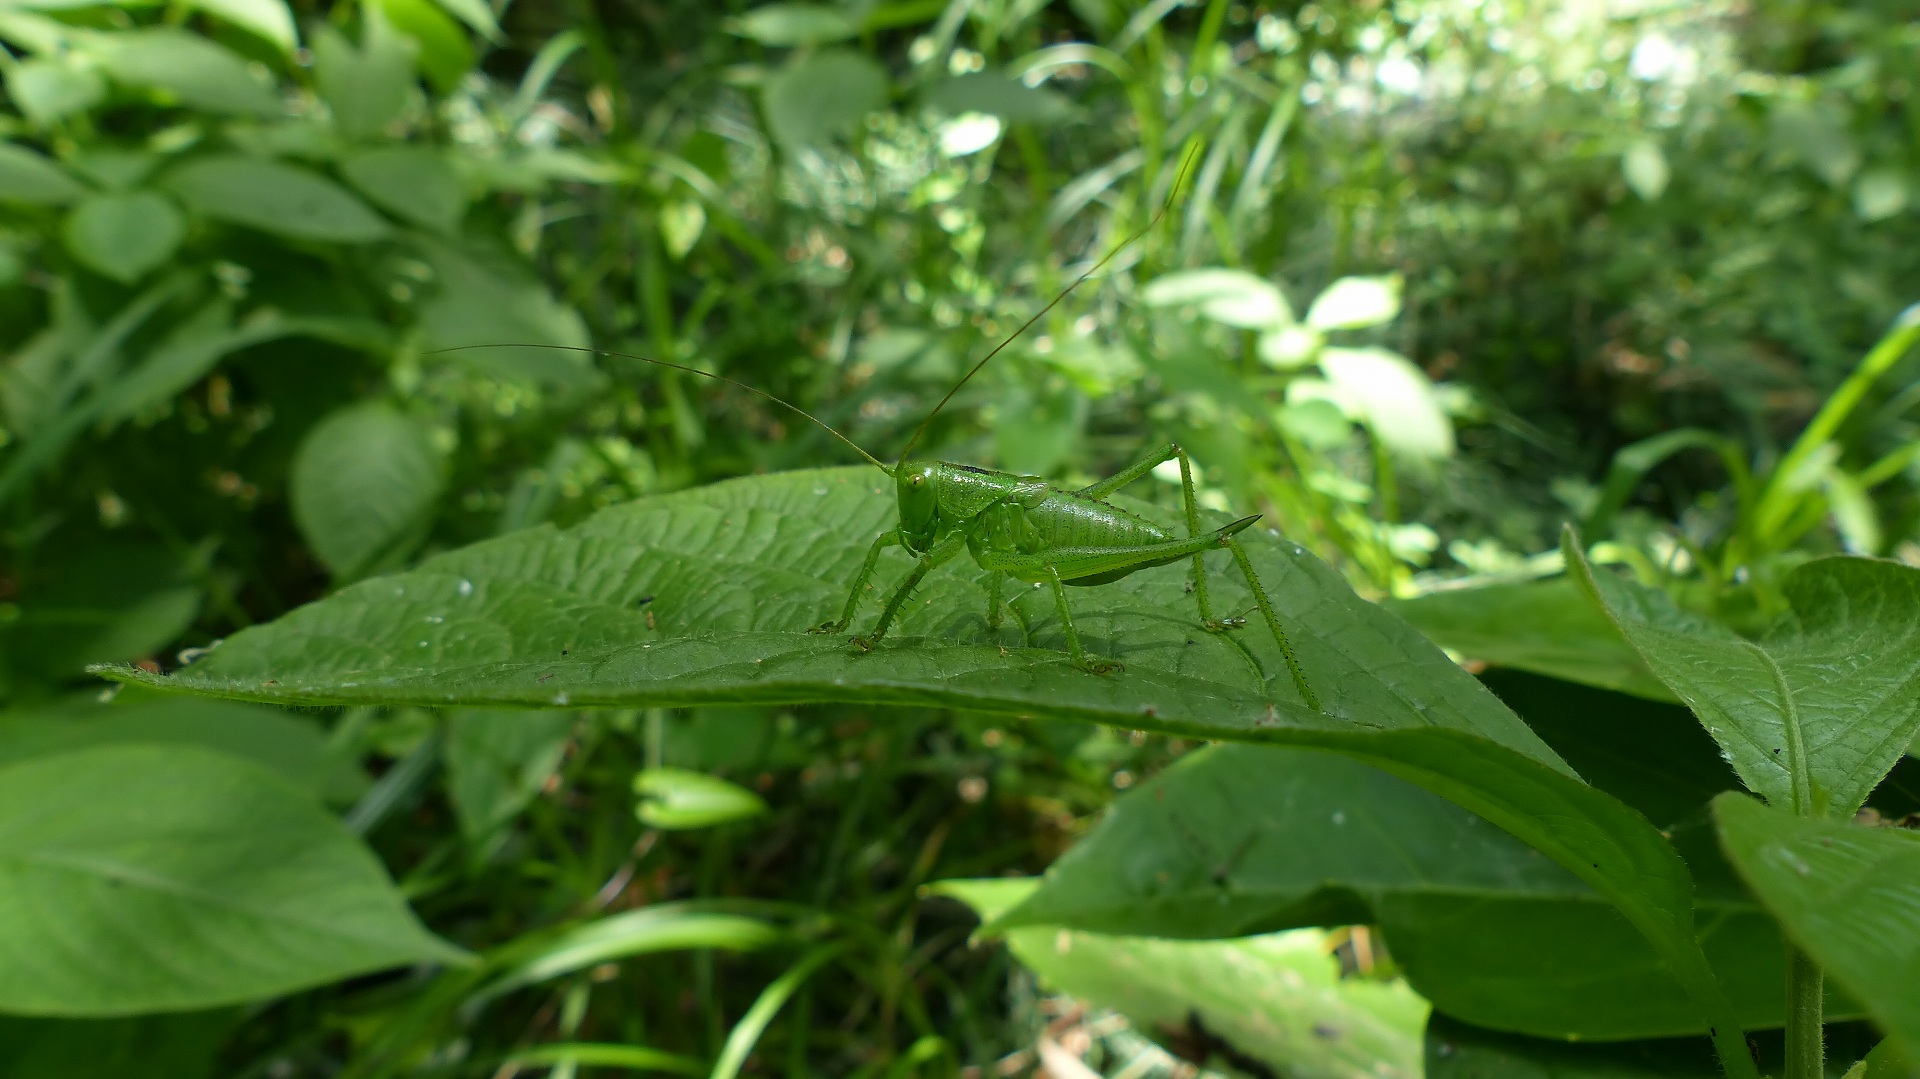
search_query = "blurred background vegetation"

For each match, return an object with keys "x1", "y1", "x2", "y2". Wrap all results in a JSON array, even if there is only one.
[{"x1": 1, "y1": 0, "x2": 1917, "y2": 1073}]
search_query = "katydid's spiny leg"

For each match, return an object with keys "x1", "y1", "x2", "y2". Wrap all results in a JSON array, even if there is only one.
[
  {"x1": 810, "y1": 529, "x2": 902, "y2": 634},
  {"x1": 1175, "y1": 450, "x2": 1243, "y2": 633},
  {"x1": 1075, "y1": 443, "x2": 1243, "y2": 633},
  {"x1": 1225, "y1": 537, "x2": 1320, "y2": 711},
  {"x1": 853, "y1": 532, "x2": 967, "y2": 651},
  {"x1": 1075, "y1": 442, "x2": 1181, "y2": 499},
  {"x1": 985, "y1": 572, "x2": 1004, "y2": 629},
  {"x1": 1045, "y1": 565, "x2": 1119, "y2": 674}
]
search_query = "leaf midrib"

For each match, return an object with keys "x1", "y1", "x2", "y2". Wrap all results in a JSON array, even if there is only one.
[{"x1": 1745, "y1": 639, "x2": 1812, "y2": 815}]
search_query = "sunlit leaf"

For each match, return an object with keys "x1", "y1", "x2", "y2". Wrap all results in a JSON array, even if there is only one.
[
  {"x1": 1319, "y1": 347, "x2": 1454, "y2": 460},
  {"x1": 5, "y1": 58, "x2": 105, "y2": 126},
  {"x1": 313, "y1": 17, "x2": 417, "y2": 141},
  {"x1": 186, "y1": 0, "x2": 297, "y2": 51},
  {"x1": 1305, "y1": 275, "x2": 1402, "y2": 331},
  {"x1": 1388, "y1": 577, "x2": 1674, "y2": 701},
  {"x1": 1622, "y1": 139, "x2": 1670, "y2": 201},
  {"x1": 634, "y1": 767, "x2": 767, "y2": 830},
  {"x1": 1142, "y1": 268, "x2": 1291, "y2": 329}
]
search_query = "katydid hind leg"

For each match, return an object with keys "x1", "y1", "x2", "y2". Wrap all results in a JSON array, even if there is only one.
[
  {"x1": 811, "y1": 529, "x2": 903, "y2": 635},
  {"x1": 1225, "y1": 537, "x2": 1320, "y2": 711},
  {"x1": 852, "y1": 533, "x2": 966, "y2": 651},
  {"x1": 985, "y1": 571, "x2": 1005, "y2": 630},
  {"x1": 1173, "y1": 449, "x2": 1246, "y2": 633},
  {"x1": 1044, "y1": 566, "x2": 1121, "y2": 674},
  {"x1": 1075, "y1": 442, "x2": 1182, "y2": 499}
]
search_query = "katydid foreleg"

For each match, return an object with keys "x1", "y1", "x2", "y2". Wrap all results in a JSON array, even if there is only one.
[
  {"x1": 810, "y1": 530, "x2": 905, "y2": 636},
  {"x1": 849, "y1": 532, "x2": 967, "y2": 652}
]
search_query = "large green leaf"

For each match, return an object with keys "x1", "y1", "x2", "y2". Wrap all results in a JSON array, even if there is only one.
[
  {"x1": 312, "y1": 17, "x2": 415, "y2": 141},
  {"x1": 165, "y1": 156, "x2": 392, "y2": 243},
  {"x1": 102, "y1": 469, "x2": 1759, "y2": 1070},
  {"x1": 0, "y1": 744, "x2": 464, "y2": 1015},
  {"x1": 0, "y1": 696, "x2": 367, "y2": 804},
  {"x1": 104, "y1": 468, "x2": 1553, "y2": 757},
  {"x1": 1714, "y1": 793, "x2": 1920, "y2": 1060},
  {"x1": 1572, "y1": 544, "x2": 1920, "y2": 818},
  {"x1": 1389, "y1": 578, "x2": 1674, "y2": 701},
  {"x1": 992, "y1": 743, "x2": 1808, "y2": 1039},
  {"x1": 938, "y1": 879, "x2": 1428, "y2": 1079},
  {"x1": 1425, "y1": 1013, "x2": 1719, "y2": 1079},
  {"x1": 340, "y1": 147, "x2": 464, "y2": 232}
]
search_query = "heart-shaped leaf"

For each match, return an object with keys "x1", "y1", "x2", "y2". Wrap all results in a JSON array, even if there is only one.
[{"x1": 1572, "y1": 541, "x2": 1920, "y2": 818}]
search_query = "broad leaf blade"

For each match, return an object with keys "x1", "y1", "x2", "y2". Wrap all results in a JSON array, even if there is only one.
[
  {"x1": 1714, "y1": 793, "x2": 1920, "y2": 1060},
  {"x1": 0, "y1": 744, "x2": 464, "y2": 1015},
  {"x1": 1389, "y1": 578, "x2": 1675, "y2": 702},
  {"x1": 108, "y1": 467, "x2": 1560, "y2": 766},
  {"x1": 1572, "y1": 542, "x2": 1920, "y2": 818},
  {"x1": 995, "y1": 743, "x2": 1800, "y2": 1039}
]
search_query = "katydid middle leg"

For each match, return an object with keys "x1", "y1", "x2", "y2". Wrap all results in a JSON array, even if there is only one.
[{"x1": 1077, "y1": 442, "x2": 1239, "y2": 631}]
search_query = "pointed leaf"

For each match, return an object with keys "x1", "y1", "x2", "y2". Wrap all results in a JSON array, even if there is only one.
[
  {"x1": 105, "y1": 468, "x2": 1558, "y2": 766},
  {"x1": 1714, "y1": 793, "x2": 1920, "y2": 1060},
  {"x1": 1141, "y1": 268, "x2": 1291, "y2": 329},
  {"x1": 366, "y1": 0, "x2": 471, "y2": 93},
  {"x1": 186, "y1": 0, "x2": 298, "y2": 51},
  {"x1": 1572, "y1": 545, "x2": 1920, "y2": 818},
  {"x1": 634, "y1": 767, "x2": 767, "y2": 830},
  {"x1": 167, "y1": 156, "x2": 391, "y2": 242},
  {"x1": 5, "y1": 57, "x2": 105, "y2": 126},
  {"x1": 0, "y1": 744, "x2": 464, "y2": 1015},
  {"x1": 725, "y1": 3, "x2": 857, "y2": 46},
  {"x1": 0, "y1": 141, "x2": 87, "y2": 204},
  {"x1": 312, "y1": 19, "x2": 416, "y2": 141}
]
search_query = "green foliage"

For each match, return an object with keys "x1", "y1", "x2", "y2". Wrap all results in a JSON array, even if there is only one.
[
  {"x1": 2, "y1": 0, "x2": 1919, "y2": 1073},
  {"x1": 942, "y1": 878, "x2": 1430, "y2": 1079},
  {"x1": 1715, "y1": 794, "x2": 1920, "y2": 1061},
  {"x1": 0, "y1": 743, "x2": 462, "y2": 1014}
]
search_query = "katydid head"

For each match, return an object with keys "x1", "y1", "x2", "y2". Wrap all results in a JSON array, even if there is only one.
[{"x1": 896, "y1": 461, "x2": 941, "y2": 553}]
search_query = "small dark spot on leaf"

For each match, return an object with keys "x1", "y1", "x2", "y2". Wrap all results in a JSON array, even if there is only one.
[
  {"x1": 635, "y1": 595, "x2": 655, "y2": 605},
  {"x1": 1312, "y1": 1024, "x2": 1340, "y2": 1040},
  {"x1": 538, "y1": 673, "x2": 554, "y2": 684}
]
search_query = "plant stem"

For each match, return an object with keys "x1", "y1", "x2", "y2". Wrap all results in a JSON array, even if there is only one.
[{"x1": 1785, "y1": 941, "x2": 1824, "y2": 1079}]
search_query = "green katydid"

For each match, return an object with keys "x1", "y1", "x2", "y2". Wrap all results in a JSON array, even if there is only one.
[{"x1": 447, "y1": 158, "x2": 1319, "y2": 710}]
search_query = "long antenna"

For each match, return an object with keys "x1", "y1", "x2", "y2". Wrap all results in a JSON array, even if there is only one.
[
  {"x1": 429, "y1": 344, "x2": 892, "y2": 473},
  {"x1": 892, "y1": 144, "x2": 1203, "y2": 467}
]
